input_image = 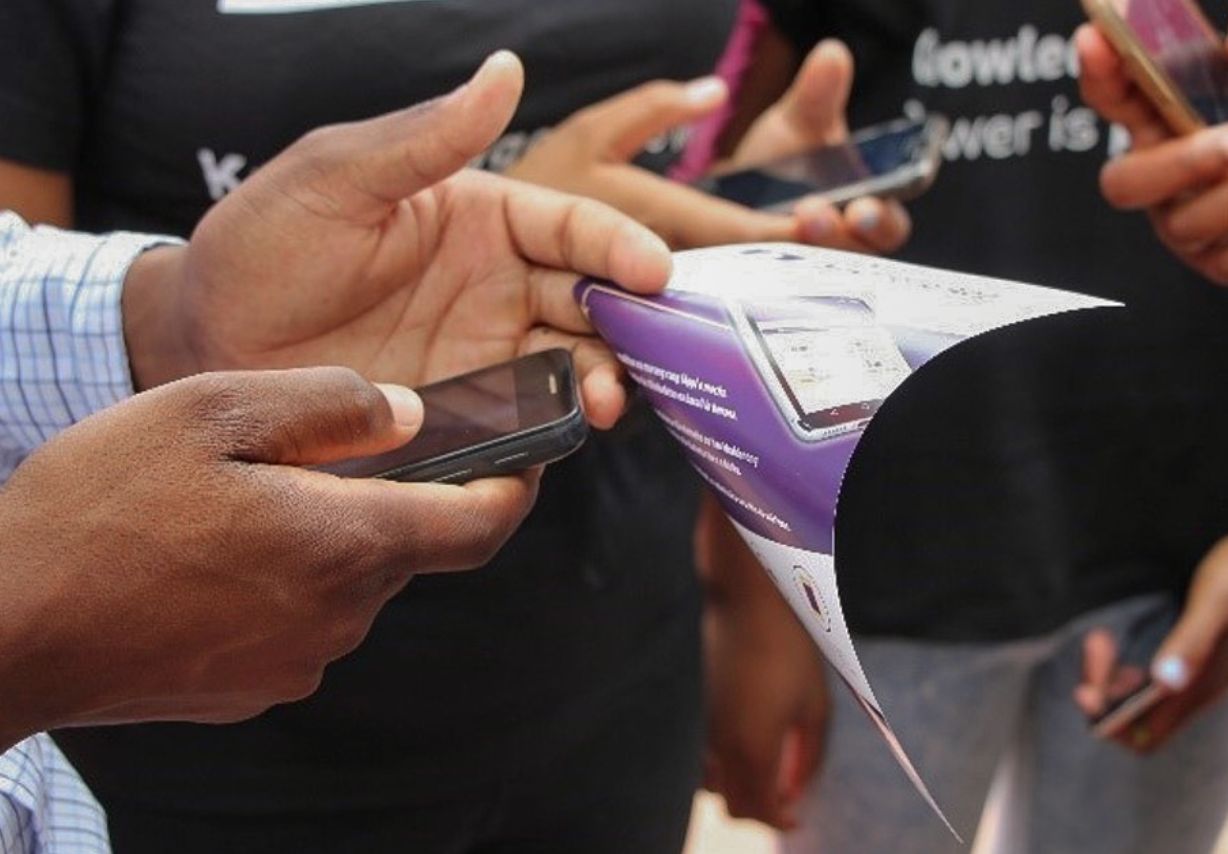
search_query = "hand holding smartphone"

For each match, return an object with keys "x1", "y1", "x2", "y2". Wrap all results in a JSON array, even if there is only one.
[
  {"x1": 1082, "y1": 0, "x2": 1228, "y2": 134},
  {"x1": 321, "y1": 350, "x2": 587, "y2": 484},
  {"x1": 1084, "y1": 602, "x2": 1179, "y2": 740}
]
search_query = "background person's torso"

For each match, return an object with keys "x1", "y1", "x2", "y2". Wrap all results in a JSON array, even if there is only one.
[{"x1": 798, "y1": 0, "x2": 1228, "y2": 641}]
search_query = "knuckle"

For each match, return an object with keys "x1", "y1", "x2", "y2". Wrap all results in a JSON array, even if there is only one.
[
  {"x1": 280, "y1": 667, "x2": 327, "y2": 704},
  {"x1": 176, "y1": 373, "x2": 257, "y2": 444},
  {"x1": 292, "y1": 124, "x2": 345, "y2": 166},
  {"x1": 334, "y1": 372, "x2": 388, "y2": 439}
]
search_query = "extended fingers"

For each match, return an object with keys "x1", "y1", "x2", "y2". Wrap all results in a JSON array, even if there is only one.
[
  {"x1": 1076, "y1": 24, "x2": 1169, "y2": 142},
  {"x1": 781, "y1": 39, "x2": 854, "y2": 144},
  {"x1": 502, "y1": 179, "x2": 673, "y2": 294},
  {"x1": 272, "y1": 52, "x2": 525, "y2": 222},
  {"x1": 793, "y1": 196, "x2": 911, "y2": 254},
  {"x1": 1156, "y1": 180, "x2": 1228, "y2": 250},
  {"x1": 569, "y1": 77, "x2": 729, "y2": 164},
  {"x1": 1075, "y1": 629, "x2": 1119, "y2": 718},
  {"x1": 1101, "y1": 126, "x2": 1228, "y2": 209}
]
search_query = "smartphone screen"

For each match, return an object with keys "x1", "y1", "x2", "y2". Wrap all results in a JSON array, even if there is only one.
[
  {"x1": 739, "y1": 296, "x2": 912, "y2": 438},
  {"x1": 1113, "y1": 0, "x2": 1228, "y2": 124},
  {"x1": 699, "y1": 119, "x2": 935, "y2": 209},
  {"x1": 323, "y1": 351, "x2": 577, "y2": 480}
]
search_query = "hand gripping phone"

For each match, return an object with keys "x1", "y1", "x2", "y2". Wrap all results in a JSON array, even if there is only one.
[
  {"x1": 1083, "y1": 0, "x2": 1228, "y2": 134},
  {"x1": 1089, "y1": 601, "x2": 1179, "y2": 739},
  {"x1": 321, "y1": 350, "x2": 588, "y2": 484},
  {"x1": 696, "y1": 115, "x2": 949, "y2": 210}
]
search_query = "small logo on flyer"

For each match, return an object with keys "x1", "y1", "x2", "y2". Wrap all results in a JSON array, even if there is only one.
[{"x1": 793, "y1": 566, "x2": 832, "y2": 633}]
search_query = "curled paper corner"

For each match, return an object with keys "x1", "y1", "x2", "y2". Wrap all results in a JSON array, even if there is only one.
[{"x1": 575, "y1": 243, "x2": 1117, "y2": 835}]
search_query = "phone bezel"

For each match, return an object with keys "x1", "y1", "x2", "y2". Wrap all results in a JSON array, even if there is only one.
[
  {"x1": 379, "y1": 349, "x2": 582, "y2": 482},
  {"x1": 320, "y1": 350, "x2": 586, "y2": 484}
]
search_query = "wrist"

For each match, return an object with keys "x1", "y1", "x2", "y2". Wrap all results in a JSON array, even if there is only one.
[
  {"x1": 0, "y1": 504, "x2": 69, "y2": 751},
  {"x1": 122, "y1": 245, "x2": 201, "y2": 391},
  {"x1": 0, "y1": 484, "x2": 124, "y2": 747}
]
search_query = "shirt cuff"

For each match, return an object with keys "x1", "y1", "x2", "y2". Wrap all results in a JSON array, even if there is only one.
[
  {"x1": 0, "y1": 214, "x2": 184, "y2": 474},
  {"x1": 66, "y1": 229, "x2": 184, "y2": 415}
]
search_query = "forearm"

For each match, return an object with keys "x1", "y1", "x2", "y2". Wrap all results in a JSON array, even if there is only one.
[
  {"x1": 0, "y1": 213, "x2": 180, "y2": 480},
  {"x1": 696, "y1": 489, "x2": 777, "y2": 605},
  {"x1": 713, "y1": 20, "x2": 802, "y2": 159}
]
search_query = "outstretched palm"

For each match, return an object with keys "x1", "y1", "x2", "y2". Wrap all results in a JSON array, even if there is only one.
[{"x1": 178, "y1": 52, "x2": 670, "y2": 427}]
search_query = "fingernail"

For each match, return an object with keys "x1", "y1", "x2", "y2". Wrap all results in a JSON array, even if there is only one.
[
  {"x1": 856, "y1": 208, "x2": 881, "y2": 234},
  {"x1": 1152, "y1": 656, "x2": 1190, "y2": 691},
  {"x1": 458, "y1": 50, "x2": 521, "y2": 97},
  {"x1": 479, "y1": 49, "x2": 520, "y2": 77},
  {"x1": 685, "y1": 77, "x2": 728, "y2": 106},
  {"x1": 375, "y1": 383, "x2": 424, "y2": 430}
]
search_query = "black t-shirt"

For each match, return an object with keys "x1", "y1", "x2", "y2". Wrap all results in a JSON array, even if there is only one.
[
  {"x1": 794, "y1": 0, "x2": 1228, "y2": 640},
  {"x1": 0, "y1": 0, "x2": 736, "y2": 235},
  {"x1": 0, "y1": 0, "x2": 737, "y2": 809}
]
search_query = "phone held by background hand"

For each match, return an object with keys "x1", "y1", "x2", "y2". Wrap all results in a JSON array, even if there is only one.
[
  {"x1": 1089, "y1": 600, "x2": 1180, "y2": 739},
  {"x1": 1082, "y1": 0, "x2": 1228, "y2": 134},
  {"x1": 695, "y1": 115, "x2": 949, "y2": 211},
  {"x1": 322, "y1": 349, "x2": 587, "y2": 484}
]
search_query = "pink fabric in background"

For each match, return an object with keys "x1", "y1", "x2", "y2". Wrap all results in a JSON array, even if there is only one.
[{"x1": 669, "y1": 0, "x2": 770, "y2": 182}]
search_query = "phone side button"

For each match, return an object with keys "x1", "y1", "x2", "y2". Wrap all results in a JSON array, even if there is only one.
[
  {"x1": 432, "y1": 469, "x2": 473, "y2": 484},
  {"x1": 494, "y1": 452, "x2": 531, "y2": 468}
]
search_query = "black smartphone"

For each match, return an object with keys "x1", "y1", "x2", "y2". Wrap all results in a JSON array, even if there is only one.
[
  {"x1": 695, "y1": 115, "x2": 949, "y2": 210},
  {"x1": 322, "y1": 350, "x2": 587, "y2": 484}
]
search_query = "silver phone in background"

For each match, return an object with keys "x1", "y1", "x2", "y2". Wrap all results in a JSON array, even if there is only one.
[{"x1": 697, "y1": 115, "x2": 949, "y2": 210}]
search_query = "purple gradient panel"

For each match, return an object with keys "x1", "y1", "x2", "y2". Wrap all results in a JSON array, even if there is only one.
[{"x1": 577, "y1": 280, "x2": 860, "y2": 553}]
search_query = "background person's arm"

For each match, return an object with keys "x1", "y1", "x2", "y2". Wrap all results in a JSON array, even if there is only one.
[
  {"x1": 1077, "y1": 24, "x2": 1228, "y2": 285},
  {"x1": 696, "y1": 492, "x2": 829, "y2": 830},
  {"x1": 0, "y1": 0, "x2": 108, "y2": 226},
  {"x1": 507, "y1": 36, "x2": 909, "y2": 253},
  {"x1": 0, "y1": 160, "x2": 73, "y2": 227}
]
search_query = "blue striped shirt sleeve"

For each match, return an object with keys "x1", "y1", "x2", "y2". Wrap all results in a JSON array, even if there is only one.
[
  {"x1": 0, "y1": 735, "x2": 110, "y2": 854},
  {"x1": 0, "y1": 211, "x2": 181, "y2": 483},
  {"x1": 1, "y1": 211, "x2": 181, "y2": 852}
]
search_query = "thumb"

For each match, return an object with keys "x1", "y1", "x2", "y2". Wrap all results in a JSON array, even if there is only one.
[
  {"x1": 282, "y1": 50, "x2": 525, "y2": 217},
  {"x1": 571, "y1": 76, "x2": 728, "y2": 163},
  {"x1": 180, "y1": 367, "x2": 423, "y2": 467},
  {"x1": 1152, "y1": 540, "x2": 1228, "y2": 693},
  {"x1": 780, "y1": 39, "x2": 853, "y2": 141}
]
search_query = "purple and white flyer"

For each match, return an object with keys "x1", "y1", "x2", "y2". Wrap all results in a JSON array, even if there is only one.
[{"x1": 576, "y1": 243, "x2": 1115, "y2": 833}]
